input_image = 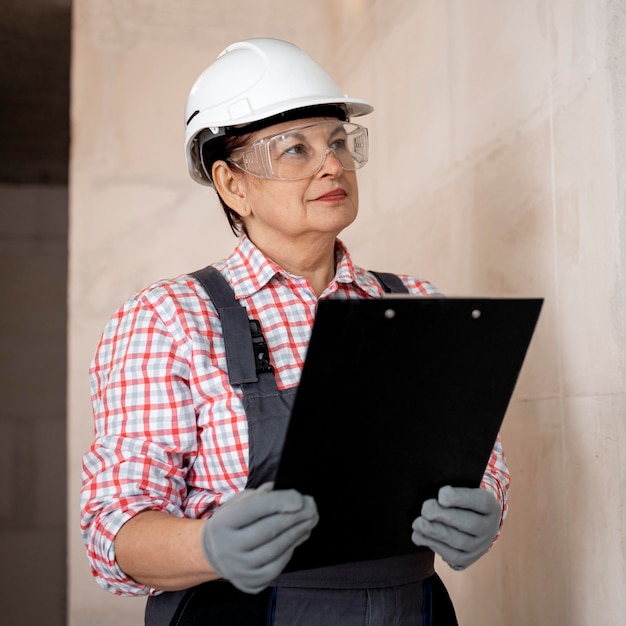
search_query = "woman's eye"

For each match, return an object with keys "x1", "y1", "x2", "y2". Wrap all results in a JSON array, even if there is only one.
[
  {"x1": 283, "y1": 143, "x2": 308, "y2": 157},
  {"x1": 330, "y1": 138, "x2": 348, "y2": 151}
]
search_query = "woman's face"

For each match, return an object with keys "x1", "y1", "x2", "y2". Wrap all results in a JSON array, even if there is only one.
[{"x1": 231, "y1": 117, "x2": 361, "y2": 248}]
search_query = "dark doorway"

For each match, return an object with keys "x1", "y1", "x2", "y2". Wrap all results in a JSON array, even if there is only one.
[{"x1": 0, "y1": 1, "x2": 71, "y2": 624}]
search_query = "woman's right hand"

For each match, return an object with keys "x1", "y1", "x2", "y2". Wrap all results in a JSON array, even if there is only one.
[{"x1": 201, "y1": 482, "x2": 319, "y2": 594}]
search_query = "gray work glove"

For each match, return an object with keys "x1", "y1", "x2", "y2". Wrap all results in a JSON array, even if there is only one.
[
  {"x1": 201, "y1": 482, "x2": 319, "y2": 594},
  {"x1": 411, "y1": 486, "x2": 502, "y2": 571}
]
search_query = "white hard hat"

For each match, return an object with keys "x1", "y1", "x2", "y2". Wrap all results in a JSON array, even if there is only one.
[{"x1": 184, "y1": 38, "x2": 374, "y2": 185}]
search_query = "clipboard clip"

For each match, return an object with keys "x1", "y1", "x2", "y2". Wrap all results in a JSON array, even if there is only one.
[{"x1": 249, "y1": 319, "x2": 274, "y2": 374}]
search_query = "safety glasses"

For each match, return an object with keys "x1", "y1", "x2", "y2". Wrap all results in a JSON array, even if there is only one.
[{"x1": 227, "y1": 120, "x2": 369, "y2": 180}]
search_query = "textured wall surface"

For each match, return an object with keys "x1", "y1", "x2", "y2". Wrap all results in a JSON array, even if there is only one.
[{"x1": 69, "y1": 1, "x2": 626, "y2": 624}]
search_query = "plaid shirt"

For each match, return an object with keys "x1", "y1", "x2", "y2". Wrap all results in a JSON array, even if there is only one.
[{"x1": 81, "y1": 235, "x2": 510, "y2": 596}]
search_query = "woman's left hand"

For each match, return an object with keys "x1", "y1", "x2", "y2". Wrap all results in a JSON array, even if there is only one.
[{"x1": 411, "y1": 486, "x2": 502, "y2": 571}]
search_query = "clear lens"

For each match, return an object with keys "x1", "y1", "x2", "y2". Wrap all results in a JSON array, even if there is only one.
[{"x1": 228, "y1": 121, "x2": 369, "y2": 180}]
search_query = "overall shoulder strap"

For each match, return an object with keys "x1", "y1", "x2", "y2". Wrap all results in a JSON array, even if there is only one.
[
  {"x1": 369, "y1": 271, "x2": 410, "y2": 294},
  {"x1": 191, "y1": 265, "x2": 273, "y2": 385}
]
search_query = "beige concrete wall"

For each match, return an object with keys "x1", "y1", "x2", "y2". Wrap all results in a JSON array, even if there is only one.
[{"x1": 69, "y1": 1, "x2": 626, "y2": 624}]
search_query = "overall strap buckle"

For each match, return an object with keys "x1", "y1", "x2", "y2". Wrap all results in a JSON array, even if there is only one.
[{"x1": 249, "y1": 319, "x2": 274, "y2": 374}]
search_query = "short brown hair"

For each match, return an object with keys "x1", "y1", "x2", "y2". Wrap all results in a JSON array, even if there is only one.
[{"x1": 201, "y1": 133, "x2": 252, "y2": 235}]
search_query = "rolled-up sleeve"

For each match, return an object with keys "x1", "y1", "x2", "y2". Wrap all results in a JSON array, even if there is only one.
[
  {"x1": 81, "y1": 295, "x2": 197, "y2": 596},
  {"x1": 480, "y1": 434, "x2": 510, "y2": 540}
]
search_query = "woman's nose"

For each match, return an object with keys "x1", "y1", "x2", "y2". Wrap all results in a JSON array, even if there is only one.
[{"x1": 316, "y1": 148, "x2": 344, "y2": 177}]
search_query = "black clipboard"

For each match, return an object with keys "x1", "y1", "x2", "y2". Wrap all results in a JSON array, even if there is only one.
[{"x1": 273, "y1": 296, "x2": 543, "y2": 572}]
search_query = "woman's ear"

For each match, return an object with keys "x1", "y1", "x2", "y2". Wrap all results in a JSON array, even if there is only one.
[{"x1": 212, "y1": 161, "x2": 251, "y2": 217}]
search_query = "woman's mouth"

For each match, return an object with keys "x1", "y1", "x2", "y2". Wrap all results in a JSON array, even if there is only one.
[{"x1": 313, "y1": 189, "x2": 347, "y2": 202}]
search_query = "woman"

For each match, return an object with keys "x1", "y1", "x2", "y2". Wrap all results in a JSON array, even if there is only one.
[{"x1": 81, "y1": 38, "x2": 510, "y2": 625}]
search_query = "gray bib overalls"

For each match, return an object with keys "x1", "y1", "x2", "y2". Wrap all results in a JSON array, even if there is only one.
[{"x1": 145, "y1": 267, "x2": 458, "y2": 626}]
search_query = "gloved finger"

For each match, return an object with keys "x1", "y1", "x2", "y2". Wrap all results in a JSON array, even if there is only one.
[
  {"x1": 412, "y1": 516, "x2": 479, "y2": 551},
  {"x1": 218, "y1": 488, "x2": 311, "y2": 529},
  {"x1": 411, "y1": 526, "x2": 437, "y2": 549},
  {"x1": 438, "y1": 486, "x2": 501, "y2": 515},
  {"x1": 420, "y1": 500, "x2": 492, "y2": 537},
  {"x1": 419, "y1": 499, "x2": 452, "y2": 527},
  {"x1": 233, "y1": 536, "x2": 304, "y2": 594},
  {"x1": 240, "y1": 513, "x2": 318, "y2": 569},
  {"x1": 411, "y1": 527, "x2": 475, "y2": 570},
  {"x1": 411, "y1": 527, "x2": 465, "y2": 561},
  {"x1": 228, "y1": 495, "x2": 318, "y2": 553}
]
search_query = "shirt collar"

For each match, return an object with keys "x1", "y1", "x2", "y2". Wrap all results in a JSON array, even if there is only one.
[
  {"x1": 224, "y1": 234, "x2": 283, "y2": 297},
  {"x1": 332, "y1": 240, "x2": 381, "y2": 298},
  {"x1": 224, "y1": 234, "x2": 379, "y2": 298}
]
